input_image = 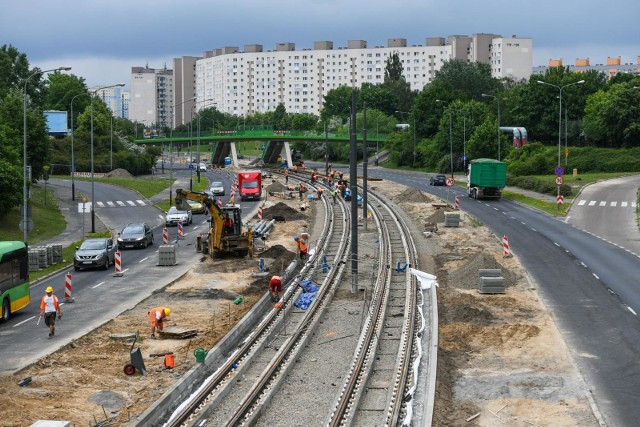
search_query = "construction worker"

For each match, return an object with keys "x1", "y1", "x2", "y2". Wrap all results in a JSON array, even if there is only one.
[
  {"x1": 332, "y1": 188, "x2": 338, "y2": 204},
  {"x1": 223, "y1": 214, "x2": 233, "y2": 234},
  {"x1": 294, "y1": 236, "x2": 308, "y2": 260},
  {"x1": 269, "y1": 275, "x2": 282, "y2": 302},
  {"x1": 298, "y1": 182, "x2": 306, "y2": 200},
  {"x1": 149, "y1": 307, "x2": 171, "y2": 339},
  {"x1": 316, "y1": 187, "x2": 324, "y2": 199},
  {"x1": 40, "y1": 286, "x2": 62, "y2": 338},
  {"x1": 284, "y1": 168, "x2": 289, "y2": 184}
]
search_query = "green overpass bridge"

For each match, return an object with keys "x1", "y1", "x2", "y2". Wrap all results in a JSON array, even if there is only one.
[{"x1": 134, "y1": 128, "x2": 389, "y2": 168}]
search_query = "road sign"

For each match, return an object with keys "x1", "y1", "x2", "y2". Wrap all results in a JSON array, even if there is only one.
[
  {"x1": 445, "y1": 177, "x2": 455, "y2": 187},
  {"x1": 189, "y1": 163, "x2": 194, "y2": 171},
  {"x1": 19, "y1": 218, "x2": 34, "y2": 233},
  {"x1": 555, "y1": 176, "x2": 564, "y2": 186},
  {"x1": 78, "y1": 202, "x2": 92, "y2": 213},
  {"x1": 557, "y1": 195, "x2": 564, "y2": 205},
  {"x1": 554, "y1": 166, "x2": 564, "y2": 176}
]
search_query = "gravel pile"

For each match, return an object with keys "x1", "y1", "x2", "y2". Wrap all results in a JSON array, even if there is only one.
[
  {"x1": 105, "y1": 168, "x2": 133, "y2": 178},
  {"x1": 446, "y1": 251, "x2": 517, "y2": 290},
  {"x1": 261, "y1": 202, "x2": 308, "y2": 221},
  {"x1": 393, "y1": 187, "x2": 433, "y2": 204}
]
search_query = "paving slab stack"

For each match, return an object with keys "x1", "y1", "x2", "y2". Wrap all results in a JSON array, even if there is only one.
[
  {"x1": 444, "y1": 211, "x2": 461, "y2": 227},
  {"x1": 158, "y1": 245, "x2": 177, "y2": 266},
  {"x1": 478, "y1": 268, "x2": 505, "y2": 294}
]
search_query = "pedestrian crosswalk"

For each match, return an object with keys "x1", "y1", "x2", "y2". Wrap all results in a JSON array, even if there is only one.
[
  {"x1": 576, "y1": 200, "x2": 637, "y2": 208},
  {"x1": 96, "y1": 200, "x2": 147, "y2": 208}
]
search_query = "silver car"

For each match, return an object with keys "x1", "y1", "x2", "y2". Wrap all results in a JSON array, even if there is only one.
[
  {"x1": 74, "y1": 238, "x2": 116, "y2": 271},
  {"x1": 210, "y1": 181, "x2": 225, "y2": 196},
  {"x1": 165, "y1": 206, "x2": 192, "y2": 226}
]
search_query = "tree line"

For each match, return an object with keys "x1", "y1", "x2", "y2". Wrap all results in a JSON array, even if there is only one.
[{"x1": 2, "y1": 43, "x2": 640, "y2": 217}]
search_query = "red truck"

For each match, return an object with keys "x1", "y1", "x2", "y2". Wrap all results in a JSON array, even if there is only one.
[{"x1": 238, "y1": 171, "x2": 262, "y2": 201}]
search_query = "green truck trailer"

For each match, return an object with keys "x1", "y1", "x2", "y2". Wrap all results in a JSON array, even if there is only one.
[{"x1": 467, "y1": 158, "x2": 506, "y2": 199}]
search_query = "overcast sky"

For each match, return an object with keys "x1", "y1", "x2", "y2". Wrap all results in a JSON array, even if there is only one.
[{"x1": 2, "y1": 0, "x2": 638, "y2": 89}]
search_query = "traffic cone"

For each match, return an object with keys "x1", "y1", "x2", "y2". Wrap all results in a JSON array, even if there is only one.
[
  {"x1": 64, "y1": 273, "x2": 74, "y2": 303},
  {"x1": 503, "y1": 235, "x2": 511, "y2": 258},
  {"x1": 114, "y1": 251, "x2": 123, "y2": 277}
]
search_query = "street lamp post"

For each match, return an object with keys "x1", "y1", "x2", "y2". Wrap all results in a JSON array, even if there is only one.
[
  {"x1": 481, "y1": 93, "x2": 501, "y2": 160},
  {"x1": 90, "y1": 83, "x2": 125, "y2": 233},
  {"x1": 537, "y1": 79, "x2": 585, "y2": 171},
  {"x1": 110, "y1": 115, "x2": 113, "y2": 171},
  {"x1": 169, "y1": 97, "x2": 196, "y2": 205},
  {"x1": 23, "y1": 66, "x2": 71, "y2": 244},
  {"x1": 435, "y1": 100, "x2": 454, "y2": 177},
  {"x1": 70, "y1": 91, "x2": 89, "y2": 201},
  {"x1": 395, "y1": 110, "x2": 416, "y2": 168}
]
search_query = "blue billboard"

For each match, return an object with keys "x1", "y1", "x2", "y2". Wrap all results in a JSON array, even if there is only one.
[{"x1": 44, "y1": 110, "x2": 68, "y2": 137}]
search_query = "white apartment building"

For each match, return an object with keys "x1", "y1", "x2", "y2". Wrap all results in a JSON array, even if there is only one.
[
  {"x1": 129, "y1": 65, "x2": 173, "y2": 129},
  {"x1": 94, "y1": 86, "x2": 129, "y2": 119},
  {"x1": 173, "y1": 34, "x2": 532, "y2": 119}
]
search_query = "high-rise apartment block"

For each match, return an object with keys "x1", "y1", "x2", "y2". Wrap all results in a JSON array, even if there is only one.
[
  {"x1": 133, "y1": 33, "x2": 532, "y2": 126},
  {"x1": 129, "y1": 65, "x2": 173, "y2": 129},
  {"x1": 94, "y1": 86, "x2": 129, "y2": 119},
  {"x1": 533, "y1": 56, "x2": 640, "y2": 80}
]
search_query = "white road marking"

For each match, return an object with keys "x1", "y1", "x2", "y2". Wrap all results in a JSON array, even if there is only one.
[
  {"x1": 530, "y1": 228, "x2": 536, "y2": 232},
  {"x1": 158, "y1": 214, "x2": 164, "y2": 220},
  {"x1": 107, "y1": 201, "x2": 115, "y2": 207},
  {"x1": 554, "y1": 242, "x2": 560, "y2": 247},
  {"x1": 96, "y1": 201, "x2": 105, "y2": 207},
  {"x1": 580, "y1": 261, "x2": 588, "y2": 268},
  {"x1": 588, "y1": 201, "x2": 596, "y2": 206},
  {"x1": 92, "y1": 281, "x2": 106, "y2": 289},
  {"x1": 578, "y1": 200, "x2": 586, "y2": 206},
  {"x1": 139, "y1": 257, "x2": 149, "y2": 263},
  {"x1": 633, "y1": 202, "x2": 638, "y2": 208},
  {"x1": 136, "y1": 200, "x2": 146, "y2": 205},
  {"x1": 116, "y1": 201, "x2": 125, "y2": 206},
  {"x1": 622, "y1": 202, "x2": 628, "y2": 207},
  {"x1": 127, "y1": 200, "x2": 136, "y2": 206},
  {"x1": 599, "y1": 201, "x2": 606, "y2": 207},
  {"x1": 611, "y1": 201, "x2": 618, "y2": 207},
  {"x1": 629, "y1": 307, "x2": 637, "y2": 316},
  {"x1": 15, "y1": 316, "x2": 36, "y2": 327},
  {"x1": 593, "y1": 273, "x2": 599, "y2": 280}
]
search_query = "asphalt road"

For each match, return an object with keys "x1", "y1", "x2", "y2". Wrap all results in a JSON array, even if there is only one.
[
  {"x1": 364, "y1": 166, "x2": 640, "y2": 427},
  {"x1": 0, "y1": 169, "x2": 260, "y2": 374}
]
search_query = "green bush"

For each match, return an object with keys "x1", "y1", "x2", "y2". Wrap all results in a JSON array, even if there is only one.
[{"x1": 507, "y1": 175, "x2": 572, "y2": 197}]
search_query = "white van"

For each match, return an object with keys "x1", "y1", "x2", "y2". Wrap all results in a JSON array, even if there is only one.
[{"x1": 198, "y1": 162, "x2": 207, "y2": 172}]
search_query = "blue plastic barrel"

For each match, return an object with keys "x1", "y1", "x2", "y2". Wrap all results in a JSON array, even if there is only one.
[{"x1": 224, "y1": 157, "x2": 231, "y2": 166}]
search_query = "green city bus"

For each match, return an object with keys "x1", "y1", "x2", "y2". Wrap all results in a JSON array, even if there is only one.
[{"x1": 0, "y1": 241, "x2": 30, "y2": 322}]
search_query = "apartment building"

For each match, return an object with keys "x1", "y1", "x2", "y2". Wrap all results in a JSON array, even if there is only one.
[
  {"x1": 169, "y1": 33, "x2": 532, "y2": 119},
  {"x1": 129, "y1": 65, "x2": 173, "y2": 129},
  {"x1": 533, "y1": 56, "x2": 640, "y2": 79},
  {"x1": 94, "y1": 86, "x2": 129, "y2": 119}
]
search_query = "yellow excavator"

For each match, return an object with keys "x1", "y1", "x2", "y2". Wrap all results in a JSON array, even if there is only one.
[{"x1": 175, "y1": 189, "x2": 253, "y2": 258}]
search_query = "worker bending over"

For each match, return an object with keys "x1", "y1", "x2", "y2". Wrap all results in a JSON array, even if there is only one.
[
  {"x1": 269, "y1": 275, "x2": 282, "y2": 301},
  {"x1": 294, "y1": 236, "x2": 308, "y2": 260},
  {"x1": 149, "y1": 307, "x2": 171, "y2": 339}
]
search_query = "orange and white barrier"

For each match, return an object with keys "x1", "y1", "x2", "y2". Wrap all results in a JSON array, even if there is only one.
[
  {"x1": 217, "y1": 198, "x2": 223, "y2": 208},
  {"x1": 64, "y1": 273, "x2": 74, "y2": 303},
  {"x1": 258, "y1": 205, "x2": 263, "y2": 220},
  {"x1": 178, "y1": 222, "x2": 184, "y2": 239},
  {"x1": 503, "y1": 235, "x2": 510, "y2": 258},
  {"x1": 454, "y1": 195, "x2": 460, "y2": 209},
  {"x1": 114, "y1": 251, "x2": 123, "y2": 277},
  {"x1": 162, "y1": 227, "x2": 169, "y2": 245}
]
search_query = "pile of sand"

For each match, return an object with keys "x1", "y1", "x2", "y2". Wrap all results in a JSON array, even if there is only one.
[{"x1": 106, "y1": 168, "x2": 133, "y2": 178}]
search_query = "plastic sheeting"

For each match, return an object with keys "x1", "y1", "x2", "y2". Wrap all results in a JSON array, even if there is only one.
[{"x1": 294, "y1": 280, "x2": 318, "y2": 310}]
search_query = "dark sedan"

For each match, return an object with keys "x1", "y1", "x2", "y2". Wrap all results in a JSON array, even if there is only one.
[
  {"x1": 429, "y1": 174, "x2": 447, "y2": 186},
  {"x1": 117, "y1": 223, "x2": 154, "y2": 249},
  {"x1": 74, "y1": 238, "x2": 116, "y2": 271}
]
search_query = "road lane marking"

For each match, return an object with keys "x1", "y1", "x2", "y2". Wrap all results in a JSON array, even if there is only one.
[
  {"x1": 107, "y1": 201, "x2": 115, "y2": 207},
  {"x1": 580, "y1": 261, "x2": 588, "y2": 268},
  {"x1": 588, "y1": 201, "x2": 596, "y2": 206},
  {"x1": 97, "y1": 201, "x2": 105, "y2": 207},
  {"x1": 599, "y1": 201, "x2": 606, "y2": 207},
  {"x1": 136, "y1": 200, "x2": 146, "y2": 205},
  {"x1": 92, "y1": 281, "x2": 106, "y2": 289},
  {"x1": 628, "y1": 307, "x2": 637, "y2": 316},
  {"x1": 554, "y1": 242, "x2": 560, "y2": 247},
  {"x1": 14, "y1": 316, "x2": 36, "y2": 327},
  {"x1": 593, "y1": 273, "x2": 599, "y2": 280},
  {"x1": 622, "y1": 202, "x2": 628, "y2": 207},
  {"x1": 611, "y1": 201, "x2": 618, "y2": 207},
  {"x1": 127, "y1": 200, "x2": 136, "y2": 206},
  {"x1": 116, "y1": 201, "x2": 125, "y2": 206},
  {"x1": 578, "y1": 200, "x2": 586, "y2": 206},
  {"x1": 139, "y1": 257, "x2": 149, "y2": 263}
]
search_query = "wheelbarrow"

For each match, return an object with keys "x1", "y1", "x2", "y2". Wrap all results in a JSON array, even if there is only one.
[{"x1": 123, "y1": 335, "x2": 147, "y2": 375}]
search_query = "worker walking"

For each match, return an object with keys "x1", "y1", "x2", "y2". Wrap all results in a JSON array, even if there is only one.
[
  {"x1": 269, "y1": 275, "x2": 282, "y2": 302},
  {"x1": 332, "y1": 188, "x2": 338, "y2": 204},
  {"x1": 284, "y1": 168, "x2": 289, "y2": 184},
  {"x1": 40, "y1": 286, "x2": 62, "y2": 338},
  {"x1": 149, "y1": 307, "x2": 171, "y2": 339},
  {"x1": 294, "y1": 236, "x2": 308, "y2": 260},
  {"x1": 298, "y1": 182, "x2": 306, "y2": 200}
]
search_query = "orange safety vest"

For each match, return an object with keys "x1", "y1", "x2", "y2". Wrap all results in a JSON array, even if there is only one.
[
  {"x1": 297, "y1": 239, "x2": 308, "y2": 253},
  {"x1": 149, "y1": 307, "x2": 168, "y2": 326},
  {"x1": 40, "y1": 294, "x2": 60, "y2": 313}
]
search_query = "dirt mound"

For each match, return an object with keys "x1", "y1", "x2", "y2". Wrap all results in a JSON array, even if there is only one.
[
  {"x1": 393, "y1": 187, "x2": 432, "y2": 204},
  {"x1": 267, "y1": 181, "x2": 288, "y2": 192},
  {"x1": 105, "y1": 168, "x2": 133, "y2": 178},
  {"x1": 262, "y1": 202, "x2": 308, "y2": 221},
  {"x1": 447, "y1": 252, "x2": 516, "y2": 290}
]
